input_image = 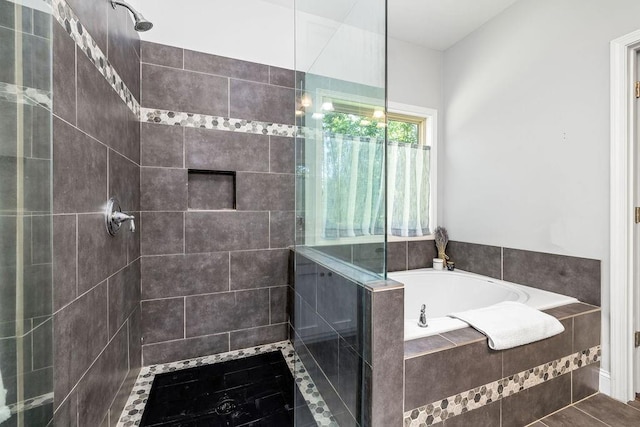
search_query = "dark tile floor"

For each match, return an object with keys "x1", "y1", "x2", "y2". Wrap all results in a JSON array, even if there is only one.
[
  {"x1": 139, "y1": 351, "x2": 314, "y2": 426},
  {"x1": 535, "y1": 394, "x2": 640, "y2": 426}
]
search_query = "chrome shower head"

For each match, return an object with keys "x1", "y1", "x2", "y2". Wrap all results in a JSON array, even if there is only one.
[{"x1": 111, "y1": 0, "x2": 154, "y2": 32}]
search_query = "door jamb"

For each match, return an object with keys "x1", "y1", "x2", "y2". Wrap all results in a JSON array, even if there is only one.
[{"x1": 610, "y1": 29, "x2": 640, "y2": 403}]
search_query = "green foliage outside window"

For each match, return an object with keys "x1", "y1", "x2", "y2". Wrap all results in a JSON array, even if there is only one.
[{"x1": 322, "y1": 112, "x2": 419, "y2": 144}]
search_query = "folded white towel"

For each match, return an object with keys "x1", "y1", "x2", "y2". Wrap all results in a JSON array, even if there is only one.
[
  {"x1": 448, "y1": 301, "x2": 565, "y2": 350},
  {"x1": 0, "y1": 369, "x2": 10, "y2": 423}
]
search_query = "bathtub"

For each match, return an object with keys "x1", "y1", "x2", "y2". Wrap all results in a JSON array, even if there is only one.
[{"x1": 388, "y1": 269, "x2": 579, "y2": 341}]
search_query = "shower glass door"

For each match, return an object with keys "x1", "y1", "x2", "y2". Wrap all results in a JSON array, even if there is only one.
[
  {"x1": 293, "y1": 0, "x2": 386, "y2": 425},
  {"x1": 0, "y1": 0, "x2": 54, "y2": 425}
]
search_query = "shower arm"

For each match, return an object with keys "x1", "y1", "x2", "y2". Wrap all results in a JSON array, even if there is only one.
[{"x1": 110, "y1": 0, "x2": 137, "y2": 15}]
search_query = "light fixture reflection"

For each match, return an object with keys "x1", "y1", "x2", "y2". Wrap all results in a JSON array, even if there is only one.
[
  {"x1": 321, "y1": 101, "x2": 334, "y2": 111},
  {"x1": 312, "y1": 112, "x2": 324, "y2": 120}
]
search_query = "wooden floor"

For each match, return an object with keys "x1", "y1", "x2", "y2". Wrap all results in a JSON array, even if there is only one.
[{"x1": 531, "y1": 394, "x2": 640, "y2": 426}]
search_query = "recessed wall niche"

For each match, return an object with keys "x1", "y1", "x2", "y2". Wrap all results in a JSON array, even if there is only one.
[{"x1": 187, "y1": 170, "x2": 236, "y2": 210}]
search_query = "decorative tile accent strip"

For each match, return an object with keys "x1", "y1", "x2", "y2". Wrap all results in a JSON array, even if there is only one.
[
  {"x1": 141, "y1": 108, "x2": 298, "y2": 138},
  {"x1": 8, "y1": 392, "x2": 54, "y2": 415},
  {"x1": 0, "y1": 82, "x2": 52, "y2": 109},
  {"x1": 403, "y1": 345, "x2": 601, "y2": 427},
  {"x1": 116, "y1": 341, "x2": 338, "y2": 427},
  {"x1": 51, "y1": 0, "x2": 140, "y2": 118}
]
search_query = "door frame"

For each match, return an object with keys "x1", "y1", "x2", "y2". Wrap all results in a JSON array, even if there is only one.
[{"x1": 610, "y1": 28, "x2": 640, "y2": 402}]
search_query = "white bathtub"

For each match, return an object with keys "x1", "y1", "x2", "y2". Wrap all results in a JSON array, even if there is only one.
[{"x1": 388, "y1": 269, "x2": 579, "y2": 341}]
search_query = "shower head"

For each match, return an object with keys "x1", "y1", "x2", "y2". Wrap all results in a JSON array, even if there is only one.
[{"x1": 110, "y1": 0, "x2": 153, "y2": 32}]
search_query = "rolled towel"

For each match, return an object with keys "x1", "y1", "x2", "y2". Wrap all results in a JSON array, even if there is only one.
[
  {"x1": 448, "y1": 301, "x2": 565, "y2": 350},
  {"x1": 0, "y1": 369, "x2": 10, "y2": 423}
]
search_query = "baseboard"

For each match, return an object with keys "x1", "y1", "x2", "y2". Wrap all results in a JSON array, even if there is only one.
[{"x1": 599, "y1": 368, "x2": 611, "y2": 396}]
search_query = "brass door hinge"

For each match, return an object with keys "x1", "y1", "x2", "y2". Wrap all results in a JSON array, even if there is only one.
[
  {"x1": 635, "y1": 331, "x2": 640, "y2": 348},
  {"x1": 635, "y1": 81, "x2": 640, "y2": 98},
  {"x1": 635, "y1": 207, "x2": 640, "y2": 223}
]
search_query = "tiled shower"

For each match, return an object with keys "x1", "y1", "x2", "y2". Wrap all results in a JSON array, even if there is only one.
[{"x1": 0, "y1": 0, "x2": 623, "y2": 426}]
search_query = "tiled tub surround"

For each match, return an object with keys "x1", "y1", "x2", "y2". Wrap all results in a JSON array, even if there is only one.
[
  {"x1": 117, "y1": 341, "x2": 335, "y2": 427},
  {"x1": 292, "y1": 249, "x2": 405, "y2": 427},
  {"x1": 50, "y1": 0, "x2": 142, "y2": 425},
  {"x1": 403, "y1": 303, "x2": 601, "y2": 427},
  {"x1": 388, "y1": 240, "x2": 601, "y2": 306},
  {"x1": 139, "y1": 41, "x2": 295, "y2": 365}
]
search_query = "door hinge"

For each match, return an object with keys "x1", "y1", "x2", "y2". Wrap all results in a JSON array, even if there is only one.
[
  {"x1": 635, "y1": 207, "x2": 640, "y2": 223},
  {"x1": 635, "y1": 331, "x2": 640, "y2": 348},
  {"x1": 635, "y1": 81, "x2": 640, "y2": 98}
]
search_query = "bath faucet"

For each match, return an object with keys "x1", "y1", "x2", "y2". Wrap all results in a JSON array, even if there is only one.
[{"x1": 418, "y1": 304, "x2": 428, "y2": 328}]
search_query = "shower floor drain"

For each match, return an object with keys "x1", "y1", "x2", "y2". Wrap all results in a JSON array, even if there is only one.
[{"x1": 139, "y1": 351, "x2": 314, "y2": 426}]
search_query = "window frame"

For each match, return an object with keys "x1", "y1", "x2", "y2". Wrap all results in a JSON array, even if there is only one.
[{"x1": 304, "y1": 93, "x2": 438, "y2": 245}]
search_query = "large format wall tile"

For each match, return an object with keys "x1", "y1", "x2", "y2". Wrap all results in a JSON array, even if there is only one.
[
  {"x1": 142, "y1": 333, "x2": 229, "y2": 366},
  {"x1": 230, "y1": 79, "x2": 294, "y2": 125},
  {"x1": 106, "y1": 6, "x2": 140, "y2": 101},
  {"x1": 140, "y1": 167, "x2": 188, "y2": 211},
  {"x1": 52, "y1": 215, "x2": 76, "y2": 310},
  {"x1": 141, "y1": 211, "x2": 184, "y2": 256},
  {"x1": 229, "y1": 249, "x2": 288, "y2": 290},
  {"x1": 108, "y1": 260, "x2": 141, "y2": 338},
  {"x1": 141, "y1": 253, "x2": 229, "y2": 299},
  {"x1": 141, "y1": 122, "x2": 183, "y2": 168},
  {"x1": 141, "y1": 64, "x2": 228, "y2": 116},
  {"x1": 109, "y1": 149, "x2": 140, "y2": 212},
  {"x1": 184, "y1": 49, "x2": 269, "y2": 83},
  {"x1": 66, "y1": 0, "x2": 108, "y2": 54},
  {"x1": 141, "y1": 298, "x2": 184, "y2": 345},
  {"x1": 52, "y1": 23, "x2": 76, "y2": 124},
  {"x1": 236, "y1": 172, "x2": 294, "y2": 211},
  {"x1": 185, "y1": 211, "x2": 269, "y2": 252},
  {"x1": 502, "y1": 374, "x2": 571, "y2": 427},
  {"x1": 141, "y1": 41, "x2": 183, "y2": 69},
  {"x1": 184, "y1": 128, "x2": 269, "y2": 172},
  {"x1": 229, "y1": 323, "x2": 288, "y2": 350},
  {"x1": 447, "y1": 241, "x2": 502, "y2": 279},
  {"x1": 503, "y1": 248, "x2": 601, "y2": 305}
]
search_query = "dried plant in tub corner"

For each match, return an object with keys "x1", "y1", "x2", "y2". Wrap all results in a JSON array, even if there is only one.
[{"x1": 434, "y1": 227, "x2": 449, "y2": 263}]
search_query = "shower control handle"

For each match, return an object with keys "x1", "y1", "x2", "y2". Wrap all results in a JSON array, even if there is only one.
[{"x1": 105, "y1": 198, "x2": 136, "y2": 236}]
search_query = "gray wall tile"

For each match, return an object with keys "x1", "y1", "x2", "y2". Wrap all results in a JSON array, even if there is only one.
[
  {"x1": 503, "y1": 248, "x2": 601, "y2": 305},
  {"x1": 185, "y1": 289, "x2": 269, "y2": 337},
  {"x1": 185, "y1": 212, "x2": 269, "y2": 252},
  {"x1": 230, "y1": 79, "x2": 294, "y2": 125},
  {"x1": 404, "y1": 341, "x2": 501, "y2": 411},
  {"x1": 270, "y1": 286, "x2": 288, "y2": 324},
  {"x1": 142, "y1": 333, "x2": 229, "y2": 366},
  {"x1": 108, "y1": 260, "x2": 141, "y2": 338},
  {"x1": 407, "y1": 240, "x2": 437, "y2": 269},
  {"x1": 140, "y1": 167, "x2": 187, "y2": 211},
  {"x1": 371, "y1": 288, "x2": 404, "y2": 426},
  {"x1": 184, "y1": 128, "x2": 269, "y2": 172},
  {"x1": 572, "y1": 362, "x2": 599, "y2": 402},
  {"x1": 66, "y1": 0, "x2": 108, "y2": 54},
  {"x1": 502, "y1": 374, "x2": 571, "y2": 427},
  {"x1": 387, "y1": 241, "x2": 407, "y2": 272},
  {"x1": 236, "y1": 172, "x2": 294, "y2": 211},
  {"x1": 269, "y1": 66, "x2": 295, "y2": 88},
  {"x1": 141, "y1": 64, "x2": 228, "y2": 116},
  {"x1": 447, "y1": 241, "x2": 501, "y2": 279},
  {"x1": 53, "y1": 215, "x2": 76, "y2": 310},
  {"x1": 269, "y1": 136, "x2": 294, "y2": 174},
  {"x1": 270, "y1": 211, "x2": 294, "y2": 248},
  {"x1": 52, "y1": 23, "x2": 76, "y2": 125},
  {"x1": 230, "y1": 249, "x2": 288, "y2": 290},
  {"x1": 141, "y1": 123, "x2": 184, "y2": 168},
  {"x1": 184, "y1": 50, "x2": 269, "y2": 83},
  {"x1": 573, "y1": 310, "x2": 601, "y2": 352},
  {"x1": 141, "y1": 298, "x2": 184, "y2": 344},
  {"x1": 77, "y1": 327, "x2": 128, "y2": 427},
  {"x1": 141, "y1": 253, "x2": 229, "y2": 300},
  {"x1": 106, "y1": 6, "x2": 140, "y2": 101},
  {"x1": 128, "y1": 307, "x2": 142, "y2": 371},
  {"x1": 229, "y1": 323, "x2": 288, "y2": 350},
  {"x1": 141, "y1": 41, "x2": 183, "y2": 69},
  {"x1": 444, "y1": 401, "x2": 500, "y2": 427},
  {"x1": 54, "y1": 283, "x2": 108, "y2": 406},
  {"x1": 53, "y1": 117, "x2": 107, "y2": 214},
  {"x1": 77, "y1": 214, "x2": 127, "y2": 294},
  {"x1": 109, "y1": 149, "x2": 140, "y2": 212},
  {"x1": 140, "y1": 211, "x2": 184, "y2": 256}
]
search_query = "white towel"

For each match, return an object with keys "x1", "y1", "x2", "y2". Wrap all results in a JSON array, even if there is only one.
[
  {"x1": 0, "y1": 369, "x2": 10, "y2": 423},
  {"x1": 448, "y1": 301, "x2": 565, "y2": 350}
]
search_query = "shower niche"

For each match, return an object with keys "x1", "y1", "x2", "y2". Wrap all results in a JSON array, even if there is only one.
[{"x1": 187, "y1": 170, "x2": 237, "y2": 210}]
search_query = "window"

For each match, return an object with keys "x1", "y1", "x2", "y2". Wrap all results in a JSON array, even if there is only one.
[{"x1": 313, "y1": 97, "x2": 436, "y2": 242}]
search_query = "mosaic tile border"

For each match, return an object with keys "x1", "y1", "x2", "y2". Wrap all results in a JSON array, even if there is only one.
[
  {"x1": 116, "y1": 341, "x2": 338, "y2": 427},
  {"x1": 403, "y1": 345, "x2": 601, "y2": 427},
  {"x1": 142, "y1": 107, "x2": 298, "y2": 138},
  {"x1": 7, "y1": 392, "x2": 54, "y2": 415},
  {"x1": 0, "y1": 82, "x2": 52, "y2": 109},
  {"x1": 51, "y1": 0, "x2": 140, "y2": 118}
]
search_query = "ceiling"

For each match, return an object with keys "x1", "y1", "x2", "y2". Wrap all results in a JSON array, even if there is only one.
[{"x1": 261, "y1": 0, "x2": 520, "y2": 51}]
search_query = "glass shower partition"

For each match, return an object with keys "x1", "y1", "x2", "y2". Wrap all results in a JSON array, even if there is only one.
[
  {"x1": 293, "y1": 0, "x2": 386, "y2": 425},
  {"x1": 0, "y1": 0, "x2": 54, "y2": 425}
]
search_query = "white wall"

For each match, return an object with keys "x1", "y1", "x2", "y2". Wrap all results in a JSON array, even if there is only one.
[{"x1": 443, "y1": 0, "x2": 640, "y2": 375}]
